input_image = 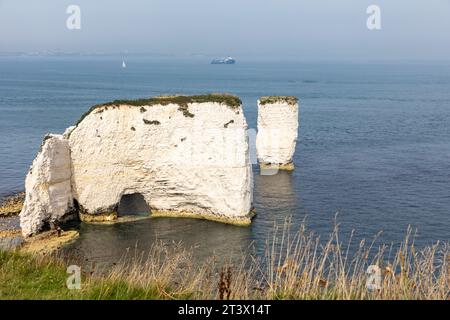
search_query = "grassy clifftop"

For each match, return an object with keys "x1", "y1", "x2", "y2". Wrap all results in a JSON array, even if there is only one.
[
  {"x1": 0, "y1": 250, "x2": 177, "y2": 299},
  {"x1": 1, "y1": 222, "x2": 447, "y2": 300}
]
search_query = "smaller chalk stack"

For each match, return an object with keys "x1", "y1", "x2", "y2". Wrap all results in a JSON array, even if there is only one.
[{"x1": 256, "y1": 96, "x2": 299, "y2": 171}]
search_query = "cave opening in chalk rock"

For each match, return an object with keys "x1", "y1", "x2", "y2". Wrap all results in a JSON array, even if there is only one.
[{"x1": 117, "y1": 193, "x2": 151, "y2": 217}]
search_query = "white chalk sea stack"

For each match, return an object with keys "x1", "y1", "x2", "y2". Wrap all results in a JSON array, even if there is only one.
[
  {"x1": 20, "y1": 134, "x2": 73, "y2": 236},
  {"x1": 20, "y1": 95, "x2": 254, "y2": 236},
  {"x1": 256, "y1": 96, "x2": 299, "y2": 171}
]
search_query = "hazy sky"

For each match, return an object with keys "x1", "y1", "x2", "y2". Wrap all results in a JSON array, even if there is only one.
[{"x1": 1, "y1": 0, "x2": 450, "y2": 60}]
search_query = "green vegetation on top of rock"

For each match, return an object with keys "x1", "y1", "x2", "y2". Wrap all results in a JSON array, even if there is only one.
[
  {"x1": 74, "y1": 94, "x2": 242, "y2": 127},
  {"x1": 259, "y1": 96, "x2": 298, "y2": 106},
  {"x1": 101, "y1": 94, "x2": 242, "y2": 109}
]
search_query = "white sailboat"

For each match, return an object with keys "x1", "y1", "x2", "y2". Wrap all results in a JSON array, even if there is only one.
[{"x1": 122, "y1": 60, "x2": 126, "y2": 68}]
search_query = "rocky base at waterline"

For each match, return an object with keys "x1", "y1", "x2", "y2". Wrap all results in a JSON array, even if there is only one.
[
  {"x1": 0, "y1": 219, "x2": 78, "y2": 254},
  {"x1": 151, "y1": 208, "x2": 255, "y2": 226},
  {"x1": 79, "y1": 212, "x2": 117, "y2": 223},
  {"x1": 259, "y1": 162, "x2": 295, "y2": 172},
  {"x1": 79, "y1": 209, "x2": 255, "y2": 226},
  {"x1": 0, "y1": 192, "x2": 25, "y2": 217}
]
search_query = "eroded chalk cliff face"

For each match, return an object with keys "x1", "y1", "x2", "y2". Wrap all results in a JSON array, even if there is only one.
[
  {"x1": 20, "y1": 95, "x2": 254, "y2": 236},
  {"x1": 69, "y1": 100, "x2": 253, "y2": 223},
  {"x1": 256, "y1": 97, "x2": 299, "y2": 170},
  {"x1": 20, "y1": 135, "x2": 73, "y2": 236}
]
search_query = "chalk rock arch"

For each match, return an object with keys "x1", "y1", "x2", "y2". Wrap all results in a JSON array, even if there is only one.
[
  {"x1": 20, "y1": 95, "x2": 254, "y2": 236},
  {"x1": 117, "y1": 193, "x2": 150, "y2": 216}
]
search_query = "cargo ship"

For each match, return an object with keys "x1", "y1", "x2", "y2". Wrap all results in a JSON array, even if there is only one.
[{"x1": 211, "y1": 56, "x2": 236, "y2": 64}]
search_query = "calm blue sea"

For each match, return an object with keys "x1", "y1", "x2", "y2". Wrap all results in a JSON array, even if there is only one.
[{"x1": 0, "y1": 56, "x2": 449, "y2": 262}]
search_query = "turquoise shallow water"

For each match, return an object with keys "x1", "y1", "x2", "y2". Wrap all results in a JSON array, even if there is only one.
[{"x1": 0, "y1": 57, "x2": 449, "y2": 263}]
